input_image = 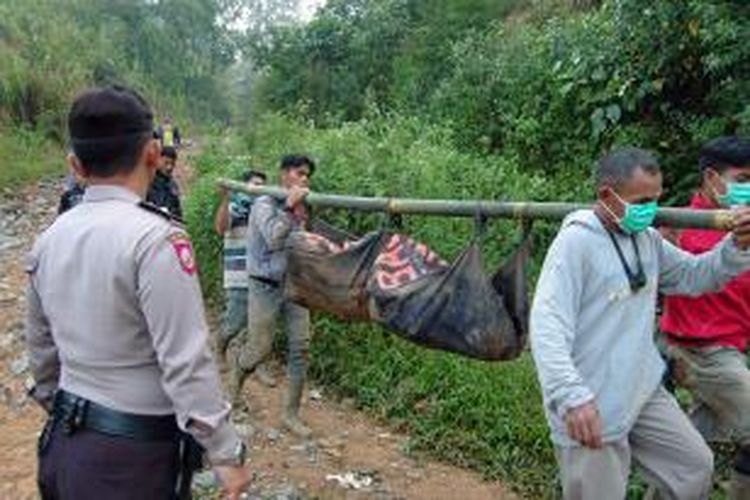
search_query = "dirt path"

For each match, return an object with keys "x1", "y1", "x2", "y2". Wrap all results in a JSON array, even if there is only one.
[
  {"x1": 0, "y1": 165, "x2": 516, "y2": 499},
  {"x1": 0, "y1": 180, "x2": 53, "y2": 500}
]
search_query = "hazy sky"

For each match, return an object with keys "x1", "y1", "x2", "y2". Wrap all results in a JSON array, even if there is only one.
[
  {"x1": 299, "y1": 0, "x2": 326, "y2": 21},
  {"x1": 224, "y1": 0, "x2": 327, "y2": 31}
]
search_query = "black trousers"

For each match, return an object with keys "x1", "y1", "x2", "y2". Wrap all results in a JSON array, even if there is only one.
[{"x1": 38, "y1": 425, "x2": 181, "y2": 500}]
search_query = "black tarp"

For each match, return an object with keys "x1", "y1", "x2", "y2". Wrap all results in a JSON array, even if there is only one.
[{"x1": 285, "y1": 230, "x2": 531, "y2": 361}]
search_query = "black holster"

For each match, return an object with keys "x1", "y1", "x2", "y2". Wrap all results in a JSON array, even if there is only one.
[
  {"x1": 175, "y1": 432, "x2": 205, "y2": 500},
  {"x1": 37, "y1": 416, "x2": 56, "y2": 458}
]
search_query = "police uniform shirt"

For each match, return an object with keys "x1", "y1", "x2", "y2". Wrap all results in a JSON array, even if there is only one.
[{"x1": 25, "y1": 185, "x2": 239, "y2": 461}]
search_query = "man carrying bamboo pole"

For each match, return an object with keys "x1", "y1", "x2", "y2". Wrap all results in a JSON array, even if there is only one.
[
  {"x1": 228, "y1": 154, "x2": 315, "y2": 438},
  {"x1": 530, "y1": 147, "x2": 750, "y2": 499},
  {"x1": 660, "y1": 136, "x2": 750, "y2": 498}
]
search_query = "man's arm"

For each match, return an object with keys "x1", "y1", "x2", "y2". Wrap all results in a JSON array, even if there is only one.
[
  {"x1": 250, "y1": 196, "x2": 295, "y2": 251},
  {"x1": 658, "y1": 234, "x2": 750, "y2": 296},
  {"x1": 137, "y1": 227, "x2": 242, "y2": 463},
  {"x1": 659, "y1": 206, "x2": 750, "y2": 295},
  {"x1": 530, "y1": 229, "x2": 594, "y2": 421},
  {"x1": 214, "y1": 189, "x2": 230, "y2": 235},
  {"x1": 24, "y1": 273, "x2": 59, "y2": 412}
]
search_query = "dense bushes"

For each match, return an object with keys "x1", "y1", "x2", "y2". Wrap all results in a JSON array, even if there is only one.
[
  {"x1": 0, "y1": 0, "x2": 243, "y2": 186},
  {"x1": 184, "y1": 114, "x2": 591, "y2": 497},
  {"x1": 252, "y1": 0, "x2": 530, "y2": 125},
  {"x1": 0, "y1": 0, "x2": 239, "y2": 135},
  {"x1": 0, "y1": 0, "x2": 95, "y2": 139},
  {"x1": 0, "y1": 127, "x2": 64, "y2": 188},
  {"x1": 252, "y1": 0, "x2": 750, "y2": 205},
  {"x1": 430, "y1": 0, "x2": 750, "y2": 201},
  {"x1": 0, "y1": 0, "x2": 101, "y2": 185}
]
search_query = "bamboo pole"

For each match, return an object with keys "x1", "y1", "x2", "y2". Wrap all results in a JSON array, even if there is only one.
[{"x1": 217, "y1": 178, "x2": 735, "y2": 231}]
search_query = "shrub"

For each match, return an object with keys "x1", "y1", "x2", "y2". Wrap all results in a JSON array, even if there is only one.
[
  {"x1": 430, "y1": 0, "x2": 750, "y2": 204},
  {"x1": 253, "y1": 0, "x2": 750, "y2": 206},
  {"x1": 0, "y1": 127, "x2": 64, "y2": 188}
]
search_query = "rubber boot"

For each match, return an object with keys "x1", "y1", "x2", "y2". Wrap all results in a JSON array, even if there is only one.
[
  {"x1": 217, "y1": 334, "x2": 231, "y2": 362},
  {"x1": 228, "y1": 350, "x2": 250, "y2": 410},
  {"x1": 282, "y1": 376, "x2": 311, "y2": 438},
  {"x1": 730, "y1": 471, "x2": 750, "y2": 500},
  {"x1": 255, "y1": 362, "x2": 277, "y2": 388}
]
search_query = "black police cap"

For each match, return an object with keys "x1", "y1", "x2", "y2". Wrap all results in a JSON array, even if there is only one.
[{"x1": 69, "y1": 86, "x2": 154, "y2": 144}]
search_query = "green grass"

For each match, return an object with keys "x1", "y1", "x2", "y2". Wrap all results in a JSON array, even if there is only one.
[
  {"x1": 308, "y1": 317, "x2": 557, "y2": 498},
  {"x1": 185, "y1": 115, "x2": 737, "y2": 498},
  {"x1": 0, "y1": 127, "x2": 65, "y2": 188}
]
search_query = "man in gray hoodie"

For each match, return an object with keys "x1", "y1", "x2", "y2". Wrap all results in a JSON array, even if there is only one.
[{"x1": 531, "y1": 147, "x2": 750, "y2": 499}]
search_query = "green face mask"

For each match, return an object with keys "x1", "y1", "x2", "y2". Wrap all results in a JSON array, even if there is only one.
[
  {"x1": 605, "y1": 190, "x2": 659, "y2": 234},
  {"x1": 717, "y1": 181, "x2": 750, "y2": 207}
]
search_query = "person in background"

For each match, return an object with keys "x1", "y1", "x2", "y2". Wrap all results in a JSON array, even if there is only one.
[
  {"x1": 58, "y1": 153, "x2": 86, "y2": 215},
  {"x1": 229, "y1": 154, "x2": 314, "y2": 438},
  {"x1": 146, "y1": 146, "x2": 182, "y2": 219},
  {"x1": 156, "y1": 116, "x2": 181, "y2": 150},
  {"x1": 214, "y1": 169, "x2": 277, "y2": 387},
  {"x1": 661, "y1": 136, "x2": 750, "y2": 498},
  {"x1": 531, "y1": 146, "x2": 750, "y2": 500},
  {"x1": 26, "y1": 85, "x2": 251, "y2": 499}
]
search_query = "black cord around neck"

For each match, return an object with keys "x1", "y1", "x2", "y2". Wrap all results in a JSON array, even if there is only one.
[{"x1": 607, "y1": 231, "x2": 647, "y2": 293}]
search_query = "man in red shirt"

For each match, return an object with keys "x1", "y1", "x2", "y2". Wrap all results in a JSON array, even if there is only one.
[{"x1": 661, "y1": 135, "x2": 750, "y2": 498}]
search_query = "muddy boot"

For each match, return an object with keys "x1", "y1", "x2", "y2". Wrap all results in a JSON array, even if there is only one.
[
  {"x1": 217, "y1": 335, "x2": 231, "y2": 362},
  {"x1": 255, "y1": 363, "x2": 277, "y2": 388},
  {"x1": 730, "y1": 471, "x2": 750, "y2": 500},
  {"x1": 228, "y1": 370, "x2": 248, "y2": 409},
  {"x1": 228, "y1": 353, "x2": 250, "y2": 410},
  {"x1": 281, "y1": 377, "x2": 311, "y2": 438}
]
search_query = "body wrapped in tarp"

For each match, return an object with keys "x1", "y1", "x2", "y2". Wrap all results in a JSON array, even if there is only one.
[
  {"x1": 285, "y1": 231, "x2": 385, "y2": 320},
  {"x1": 284, "y1": 230, "x2": 530, "y2": 361}
]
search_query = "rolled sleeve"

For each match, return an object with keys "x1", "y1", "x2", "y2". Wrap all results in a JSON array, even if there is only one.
[{"x1": 137, "y1": 227, "x2": 242, "y2": 461}]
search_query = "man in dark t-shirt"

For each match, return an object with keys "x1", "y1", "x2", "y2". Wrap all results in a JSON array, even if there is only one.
[{"x1": 146, "y1": 146, "x2": 182, "y2": 219}]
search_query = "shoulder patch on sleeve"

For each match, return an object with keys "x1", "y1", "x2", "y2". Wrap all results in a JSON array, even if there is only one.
[{"x1": 168, "y1": 232, "x2": 197, "y2": 275}]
